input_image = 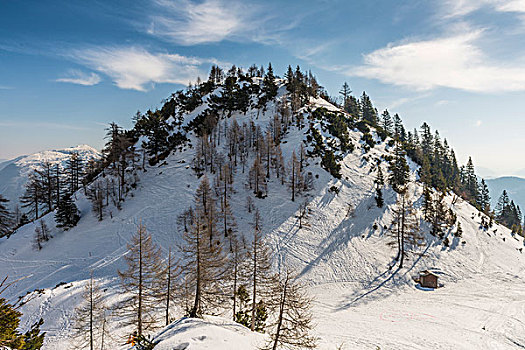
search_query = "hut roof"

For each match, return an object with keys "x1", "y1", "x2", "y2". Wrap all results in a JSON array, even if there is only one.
[{"x1": 420, "y1": 270, "x2": 438, "y2": 277}]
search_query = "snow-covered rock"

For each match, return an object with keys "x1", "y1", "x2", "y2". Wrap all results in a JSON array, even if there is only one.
[{"x1": 122, "y1": 317, "x2": 265, "y2": 350}]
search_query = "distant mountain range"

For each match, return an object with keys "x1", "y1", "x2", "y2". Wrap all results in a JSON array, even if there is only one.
[
  {"x1": 0, "y1": 145, "x2": 100, "y2": 208},
  {"x1": 486, "y1": 176, "x2": 525, "y2": 212}
]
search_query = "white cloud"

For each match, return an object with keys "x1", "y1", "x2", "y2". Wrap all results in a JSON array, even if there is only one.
[
  {"x1": 349, "y1": 30, "x2": 525, "y2": 93},
  {"x1": 442, "y1": 0, "x2": 525, "y2": 17},
  {"x1": 56, "y1": 70, "x2": 101, "y2": 86},
  {"x1": 496, "y1": 0, "x2": 525, "y2": 12},
  {"x1": 67, "y1": 46, "x2": 216, "y2": 91},
  {"x1": 435, "y1": 100, "x2": 452, "y2": 106},
  {"x1": 148, "y1": 0, "x2": 263, "y2": 45}
]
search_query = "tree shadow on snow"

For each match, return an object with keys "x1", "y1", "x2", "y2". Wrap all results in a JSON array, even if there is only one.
[
  {"x1": 297, "y1": 193, "x2": 391, "y2": 281},
  {"x1": 335, "y1": 243, "x2": 433, "y2": 310}
]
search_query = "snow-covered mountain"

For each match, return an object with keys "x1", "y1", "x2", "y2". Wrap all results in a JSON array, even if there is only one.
[
  {"x1": 0, "y1": 145, "x2": 100, "y2": 207},
  {"x1": 1, "y1": 82, "x2": 525, "y2": 350}
]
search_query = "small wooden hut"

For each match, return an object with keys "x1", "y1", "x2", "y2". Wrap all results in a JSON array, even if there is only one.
[{"x1": 419, "y1": 270, "x2": 438, "y2": 288}]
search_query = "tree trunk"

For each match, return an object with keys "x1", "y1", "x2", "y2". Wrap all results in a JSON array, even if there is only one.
[
  {"x1": 165, "y1": 249, "x2": 171, "y2": 326},
  {"x1": 232, "y1": 248, "x2": 238, "y2": 320},
  {"x1": 291, "y1": 162, "x2": 295, "y2": 202},
  {"x1": 272, "y1": 274, "x2": 288, "y2": 350},
  {"x1": 191, "y1": 226, "x2": 201, "y2": 318},
  {"x1": 138, "y1": 229, "x2": 143, "y2": 336},
  {"x1": 251, "y1": 237, "x2": 257, "y2": 331},
  {"x1": 399, "y1": 196, "x2": 406, "y2": 268},
  {"x1": 90, "y1": 278, "x2": 94, "y2": 350}
]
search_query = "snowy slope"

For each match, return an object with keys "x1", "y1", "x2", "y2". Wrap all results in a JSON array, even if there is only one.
[
  {"x1": 0, "y1": 145, "x2": 100, "y2": 208},
  {"x1": 0, "y1": 159, "x2": 8, "y2": 171},
  {"x1": 1, "y1": 94, "x2": 525, "y2": 349},
  {"x1": 120, "y1": 317, "x2": 266, "y2": 350}
]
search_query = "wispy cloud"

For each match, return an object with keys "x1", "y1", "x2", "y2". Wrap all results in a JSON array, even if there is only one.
[
  {"x1": 0, "y1": 85, "x2": 13, "y2": 90},
  {"x1": 56, "y1": 69, "x2": 101, "y2": 86},
  {"x1": 441, "y1": 0, "x2": 525, "y2": 18},
  {"x1": 66, "y1": 46, "x2": 218, "y2": 91},
  {"x1": 348, "y1": 30, "x2": 525, "y2": 93},
  {"x1": 147, "y1": 0, "x2": 291, "y2": 45},
  {"x1": 435, "y1": 99, "x2": 452, "y2": 106},
  {"x1": 0, "y1": 121, "x2": 92, "y2": 131}
]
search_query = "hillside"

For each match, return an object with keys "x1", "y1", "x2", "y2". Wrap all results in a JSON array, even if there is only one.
[
  {"x1": 0, "y1": 145, "x2": 100, "y2": 209},
  {"x1": 1, "y1": 73, "x2": 524, "y2": 349},
  {"x1": 487, "y1": 176, "x2": 525, "y2": 212}
]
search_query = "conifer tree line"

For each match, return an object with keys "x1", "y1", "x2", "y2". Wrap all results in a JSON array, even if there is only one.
[
  {"x1": 335, "y1": 82, "x2": 525, "y2": 233},
  {"x1": 494, "y1": 190, "x2": 523, "y2": 235},
  {"x1": 328, "y1": 84, "x2": 468, "y2": 261}
]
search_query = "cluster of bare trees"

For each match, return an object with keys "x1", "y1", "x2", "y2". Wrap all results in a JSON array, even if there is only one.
[
  {"x1": 86, "y1": 123, "x2": 141, "y2": 221},
  {"x1": 20, "y1": 152, "x2": 86, "y2": 222},
  {"x1": 193, "y1": 105, "x2": 313, "y2": 203},
  {"x1": 388, "y1": 192, "x2": 423, "y2": 269},
  {"x1": 73, "y1": 175, "x2": 317, "y2": 349},
  {"x1": 33, "y1": 219, "x2": 51, "y2": 250},
  {"x1": 388, "y1": 183, "x2": 460, "y2": 268},
  {"x1": 70, "y1": 276, "x2": 109, "y2": 350},
  {"x1": 178, "y1": 176, "x2": 317, "y2": 348}
]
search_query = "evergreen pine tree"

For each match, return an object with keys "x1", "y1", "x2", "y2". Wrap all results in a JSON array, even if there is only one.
[
  {"x1": 422, "y1": 185, "x2": 434, "y2": 222},
  {"x1": 495, "y1": 190, "x2": 510, "y2": 224},
  {"x1": 381, "y1": 109, "x2": 393, "y2": 135},
  {"x1": 393, "y1": 114, "x2": 406, "y2": 141},
  {"x1": 454, "y1": 221, "x2": 463, "y2": 237},
  {"x1": 431, "y1": 193, "x2": 449, "y2": 238},
  {"x1": 0, "y1": 286, "x2": 46, "y2": 349},
  {"x1": 360, "y1": 91, "x2": 377, "y2": 125},
  {"x1": 479, "y1": 179, "x2": 491, "y2": 213},
  {"x1": 388, "y1": 142, "x2": 410, "y2": 193},
  {"x1": 464, "y1": 157, "x2": 478, "y2": 204},
  {"x1": 375, "y1": 165, "x2": 385, "y2": 208},
  {"x1": 55, "y1": 193, "x2": 80, "y2": 230},
  {"x1": 339, "y1": 82, "x2": 352, "y2": 110},
  {"x1": 261, "y1": 62, "x2": 278, "y2": 102}
]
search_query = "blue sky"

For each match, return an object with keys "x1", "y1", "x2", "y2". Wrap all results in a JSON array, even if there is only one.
[{"x1": 2, "y1": 0, "x2": 525, "y2": 176}]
